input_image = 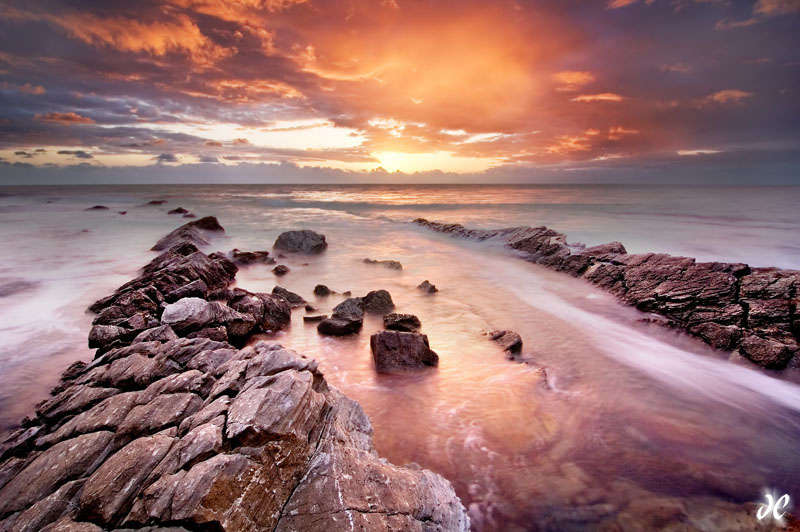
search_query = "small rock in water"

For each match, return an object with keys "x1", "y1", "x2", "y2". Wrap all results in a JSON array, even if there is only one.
[
  {"x1": 362, "y1": 289, "x2": 395, "y2": 315},
  {"x1": 303, "y1": 314, "x2": 328, "y2": 323},
  {"x1": 143, "y1": 199, "x2": 167, "y2": 205},
  {"x1": 84, "y1": 205, "x2": 109, "y2": 211},
  {"x1": 332, "y1": 297, "x2": 365, "y2": 320},
  {"x1": 272, "y1": 264, "x2": 291, "y2": 276},
  {"x1": 342, "y1": 290, "x2": 352, "y2": 296},
  {"x1": 370, "y1": 330, "x2": 439, "y2": 372},
  {"x1": 183, "y1": 213, "x2": 196, "y2": 218},
  {"x1": 313, "y1": 284, "x2": 332, "y2": 296},
  {"x1": 228, "y1": 249, "x2": 274, "y2": 266},
  {"x1": 272, "y1": 286, "x2": 306, "y2": 307},
  {"x1": 305, "y1": 305, "x2": 317, "y2": 312},
  {"x1": 364, "y1": 258, "x2": 403, "y2": 270},
  {"x1": 273, "y1": 229, "x2": 327, "y2": 254},
  {"x1": 487, "y1": 330, "x2": 523, "y2": 355},
  {"x1": 417, "y1": 280, "x2": 438, "y2": 293},
  {"x1": 118, "y1": 211, "x2": 127, "y2": 215},
  {"x1": 383, "y1": 313, "x2": 422, "y2": 333},
  {"x1": 167, "y1": 207, "x2": 189, "y2": 215},
  {"x1": 317, "y1": 317, "x2": 362, "y2": 336}
]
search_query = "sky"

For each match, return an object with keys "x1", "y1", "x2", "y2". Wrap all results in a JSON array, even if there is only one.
[{"x1": 0, "y1": 0, "x2": 798, "y2": 184}]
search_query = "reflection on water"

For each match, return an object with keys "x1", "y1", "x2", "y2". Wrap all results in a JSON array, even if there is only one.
[{"x1": 1, "y1": 184, "x2": 799, "y2": 530}]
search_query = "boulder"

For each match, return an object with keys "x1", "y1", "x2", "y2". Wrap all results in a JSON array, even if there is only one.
[
  {"x1": 362, "y1": 289, "x2": 395, "y2": 314},
  {"x1": 370, "y1": 331, "x2": 439, "y2": 373},
  {"x1": 151, "y1": 216, "x2": 225, "y2": 251},
  {"x1": 133, "y1": 325, "x2": 179, "y2": 344},
  {"x1": 317, "y1": 317, "x2": 363, "y2": 336},
  {"x1": 168, "y1": 207, "x2": 189, "y2": 215},
  {"x1": 739, "y1": 335, "x2": 796, "y2": 368},
  {"x1": 228, "y1": 291, "x2": 291, "y2": 332},
  {"x1": 272, "y1": 286, "x2": 306, "y2": 307},
  {"x1": 313, "y1": 284, "x2": 331, "y2": 296},
  {"x1": 84, "y1": 205, "x2": 108, "y2": 211},
  {"x1": 488, "y1": 330, "x2": 523, "y2": 355},
  {"x1": 332, "y1": 297, "x2": 365, "y2": 320},
  {"x1": 383, "y1": 313, "x2": 422, "y2": 333},
  {"x1": 160, "y1": 297, "x2": 255, "y2": 338},
  {"x1": 417, "y1": 280, "x2": 438, "y2": 293},
  {"x1": 273, "y1": 230, "x2": 327, "y2": 254},
  {"x1": 364, "y1": 258, "x2": 403, "y2": 270},
  {"x1": 228, "y1": 249, "x2": 275, "y2": 266},
  {"x1": 272, "y1": 264, "x2": 290, "y2": 276}
]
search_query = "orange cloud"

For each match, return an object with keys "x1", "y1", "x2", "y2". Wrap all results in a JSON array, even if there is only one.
[
  {"x1": 552, "y1": 71, "x2": 595, "y2": 92},
  {"x1": 19, "y1": 83, "x2": 45, "y2": 95},
  {"x1": 571, "y1": 93, "x2": 624, "y2": 102},
  {"x1": 754, "y1": 0, "x2": 800, "y2": 16},
  {"x1": 35, "y1": 111, "x2": 95, "y2": 124},
  {"x1": 706, "y1": 89, "x2": 753, "y2": 104}
]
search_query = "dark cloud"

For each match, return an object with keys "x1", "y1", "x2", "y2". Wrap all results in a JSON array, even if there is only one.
[
  {"x1": 155, "y1": 153, "x2": 179, "y2": 162},
  {"x1": 56, "y1": 150, "x2": 93, "y2": 159}
]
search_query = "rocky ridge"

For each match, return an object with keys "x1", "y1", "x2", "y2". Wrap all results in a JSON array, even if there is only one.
[
  {"x1": 0, "y1": 218, "x2": 469, "y2": 532},
  {"x1": 414, "y1": 218, "x2": 800, "y2": 370}
]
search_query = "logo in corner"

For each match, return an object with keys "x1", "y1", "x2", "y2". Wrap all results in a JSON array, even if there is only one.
[{"x1": 756, "y1": 491, "x2": 790, "y2": 523}]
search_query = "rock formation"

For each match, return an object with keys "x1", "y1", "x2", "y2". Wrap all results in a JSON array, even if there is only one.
[
  {"x1": 0, "y1": 221, "x2": 469, "y2": 532},
  {"x1": 487, "y1": 330, "x2": 523, "y2": 356},
  {"x1": 384, "y1": 313, "x2": 422, "y2": 333},
  {"x1": 414, "y1": 218, "x2": 800, "y2": 370},
  {"x1": 273, "y1": 229, "x2": 328, "y2": 254},
  {"x1": 418, "y1": 280, "x2": 439, "y2": 294},
  {"x1": 150, "y1": 216, "x2": 226, "y2": 251},
  {"x1": 370, "y1": 331, "x2": 439, "y2": 373}
]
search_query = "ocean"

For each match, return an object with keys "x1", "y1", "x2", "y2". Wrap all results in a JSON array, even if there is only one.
[{"x1": 1, "y1": 184, "x2": 799, "y2": 531}]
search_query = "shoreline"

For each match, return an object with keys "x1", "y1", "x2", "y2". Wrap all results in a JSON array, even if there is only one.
[{"x1": 0, "y1": 218, "x2": 469, "y2": 532}]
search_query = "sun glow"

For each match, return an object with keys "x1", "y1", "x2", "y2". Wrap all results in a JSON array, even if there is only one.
[{"x1": 372, "y1": 151, "x2": 502, "y2": 174}]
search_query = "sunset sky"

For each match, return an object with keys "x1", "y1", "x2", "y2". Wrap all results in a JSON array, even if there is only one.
[{"x1": 0, "y1": 0, "x2": 798, "y2": 183}]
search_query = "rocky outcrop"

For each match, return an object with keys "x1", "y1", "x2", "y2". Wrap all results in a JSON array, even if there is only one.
[
  {"x1": 272, "y1": 286, "x2": 306, "y2": 307},
  {"x1": 151, "y1": 216, "x2": 225, "y2": 251},
  {"x1": 384, "y1": 313, "x2": 422, "y2": 333},
  {"x1": 418, "y1": 280, "x2": 439, "y2": 293},
  {"x1": 364, "y1": 258, "x2": 403, "y2": 270},
  {"x1": 313, "y1": 284, "x2": 332, "y2": 296},
  {"x1": 167, "y1": 207, "x2": 188, "y2": 215},
  {"x1": 228, "y1": 249, "x2": 275, "y2": 266},
  {"x1": 487, "y1": 330, "x2": 523, "y2": 356},
  {"x1": 0, "y1": 221, "x2": 469, "y2": 532},
  {"x1": 370, "y1": 331, "x2": 439, "y2": 373},
  {"x1": 273, "y1": 230, "x2": 328, "y2": 254},
  {"x1": 414, "y1": 218, "x2": 800, "y2": 370}
]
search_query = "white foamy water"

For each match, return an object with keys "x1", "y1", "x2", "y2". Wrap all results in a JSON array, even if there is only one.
[{"x1": 1, "y1": 184, "x2": 799, "y2": 531}]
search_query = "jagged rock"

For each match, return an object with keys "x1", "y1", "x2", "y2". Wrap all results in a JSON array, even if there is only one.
[
  {"x1": 362, "y1": 289, "x2": 395, "y2": 315},
  {"x1": 8, "y1": 478, "x2": 85, "y2": 532},
  {"x1": 88, "y1": 325, "x2": 127, "y2": 350},
  {"x1": 313, "y1": 284, "x2": 331, "y2": 296},
  {"x1": 271, "y1": 286, "x2": 306, "y2": 307},
  {"x1": 364, "y1": 258, "x2": 403, "y2": 270},
  {"x1": 133, "y1": 325, "x2": 179, "y2": 344},
  {"x1": 84, "y1": 205, "x2": 108, "y2": 211},
  {"x1": 160, "y1": 297, "x2": 255, "y2": 338},
  {"x1": 186, "y1": 326, "x2": 229, "y2": 342},
  {"x1": 317, "y1": 317, "x2": 363, "y2": 336},
  {"x1": 415, "y1": 218, "x2": 800, "y2": 370},
  {"x1": 272, "y1": 264, "x2": 290, "y2": 276},
  {"x1": 383, "y1": 313, "x2": 422, "y2": 333},
  {"x1": 370, "y1": 331, "x2": 439, "y2": 373},
  {"x1": 167, "y1": 207, "x2": 188, "y2": 215},
  {"x1": 151, "y1": 217, "x2": 225, "y2": 251},
  {"x1": 228, "y1": 249, "x2": 275, "y2": 266},
  {"x1": 417, "y1": 280, "x2": 438, "y2": 293},
  {"x1": 164, "y1": 279, "x2": 208, "y2": 303},
  {"x1": 228, "y1": 290, "x2": 291, "y2": 332},
  {"x1": 488, "y1": 330, "x2": 523, "y2": 355},
  {"x1": 273, "y1": 230, "x2": 327, "y2": 254},
  {"x1": 332, "y1": 297, "x2": 365, "y2": 320},
  {"x1": 36, "y1": 385, "x2": 119, "y2": 424},
  {"x1": 116, "y1": 393, "x2": 202, "y2": 437}
]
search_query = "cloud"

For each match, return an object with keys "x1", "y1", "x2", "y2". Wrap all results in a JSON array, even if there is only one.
[
  {"x1": 155, "y1": 153, "x2": 179, "y2": 162},
  {"x1": 552, "y1": 71, "x2": 595, "y2": 92},
  {"x1": 706, "y1": 89, "x2": 754, "y2": 104},
  {"x1": 57, "y1": 149, "x2": 93, "y2": 159},
  {"x1": 14, "y1": 150, "x2": 33, "y2": 158},
  {"x1": 607, "y1": 0, "x2": 640, "y2": 8},
  {"x1": 198, "y1": 155, "x2": 219, "y2": 163},
  {"x1": 18, "y1": 83, "x2": 45, "y2": 95},
  {"x1": 570, "y1": 93, "x2": 624, "y2": 102},
  {"x1": 35, "y1": 112, "x2": 95, "y2": 124},
  {"x1": 661, "y1": 63, "x2": 693, "y2": 73},
  {"x1": 754, "y1": 0, "x2": 800, "y2": 16}
]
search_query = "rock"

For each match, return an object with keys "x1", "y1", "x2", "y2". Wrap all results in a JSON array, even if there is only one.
[
  {"x1": 313, "y1": 284, "x2": 331, "y2": 296},
  {"x1": 133, "y1": 325, "x2": 179, "y2": 344},
  {"x1": 83, "y1": 205, "x2": 108, "y2": 211},
  {"x1": 151, "y1": 216, "x2": 225, "y2": 251},
  {"x1": 229, "y1": 291, "x2": 291, "y2": 332},
  {"x1": 272, "y1": 264, "x2": 290, "y2": 276},
  {"x1": 186, "y1": 326, "x2": 229, "y2": 342},
  {"x1": 362, "y1": 289, "x2": 395, "y2": 314},
  {"x1": 303, "y1": 314, "x2": 327, "y2": 323},
  {"x1": 739, "y1": 335, "x2": 796, "y2": 368},
  {"x1": 304, "y1": 305, "x2": 317, "y2": 312},
  {"x1": 317, "y1": 317, "x2": 363, "y2": 336},
  {"x1": 364, "y1": 258, "x2": 403, "y2": 270},
  {"x1": 417, "y1": 280, "x2": 438, "y2": 293},
  {"x1": 228, "y1": 249, "x2": 275, "y2": 266},
  {"x1": 383, "y1": 313, "x2": 421, "y2": 333},
  {"x1": 332, "y1": 297, "x2": 364, "y2": 320},
  {"x1": 88, "y1": 324, "x2": 128, "y2": 350},
  {"x1": 370, "y1": 331, "x2": 439, "y2": 372},
  {"x1": 183, "y1": 212, "x2": 196, "y2": 218},
  {"x1": 117, "y1": 393, "x2": 202, "y2": 437},
  {"x1": 488, "y1": 330, "x2": 523, "y2": 355},
  {"x1": 143, "y1": 200, "x2": 168, "y2": 205},
  {"x1": 167, "y1": 207, "x2": 189, "y2": 215},
  {"x1": 118, "y1": 211, "x2": 127, "y2": 215},
  {"x1": 273, "y1": 230, "x2": 327, "y2": 254},
  {"x1": 9, "y1": 478, "x2": 85, "y2": 532},
  {"x1": 160, "y1": 298, "x2": 255, "y2": 338},
  {"x1": 164, "y1": 279, "x2": 208, "y2": 302},
  {"x1": 271, "y1": 286, "x2": 306, "y2": 307}
]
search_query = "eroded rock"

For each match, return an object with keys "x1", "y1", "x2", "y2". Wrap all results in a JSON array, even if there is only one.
[{"x1": 370, "y1": 331, "x2": 439, "y2": 373}]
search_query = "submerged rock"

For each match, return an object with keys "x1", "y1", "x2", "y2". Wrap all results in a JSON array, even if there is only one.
[
  {"x1": 303, "y1": 314, "x2": 327, "y2": 323},
  {"x1": 317, "y1": 317, "x2": 363, "y2": 336},
  {"x1": 272, "y1": 286, "x2": 306, "y2": 307},
  {"x1": 362, "y1": 289, "x2": 395, "y2": 315},
  {"x1": 383, "y1": 313, "x2": 422, "y2": 333},
  {"x1": 313, "y1": 284, "x2": 331, "y2": 296},
  {"x1": 364, "y1": 258, "x2": 403, "y2": 270},
  {"x1": 273, "y1": 230, "x2": 327, "y2": 254},
  {"x1": 83, "y1": 205, "x2": 108, "y2": 211},
  {"x1": 228, "y1": 249, "x2": 275, "y2": 266},
  {"x1": 167, "y1": 207, "x2": 189, "y2": 215},
  {"x1": 272, "y1": 264, "x2": 290, "y2": 276},
  {"x1": 370, "y1": 331, "x2": 439, "y2": 373},
  {"x1": 488, "y1": 330, "x2": 524, "y2": 355},
  {"x1": 418, "y1": 280, "x2": 438, "y2": 293}
]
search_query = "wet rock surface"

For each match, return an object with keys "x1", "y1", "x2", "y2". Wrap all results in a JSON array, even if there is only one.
[
  {"x1": 150, "y1": 216, "x2": 225, "y2": 251},
  {"x1": 364, "y1": 258, "x2": 403, "y2": 270},
  {"x1": 0, "y1": 220, "x2": 469, "y2": 532},
  {"x1": 227, "y1": 249, "x2": 275, "y2": 267},
  {"x1": 415, "y1": 218, "x2": 800, "y2": 370},
  {"x1": 370, "y1": 330, "x2": 439, "y2": 373},
  {"x1": 383, "y1": 313, "x2": 422, "y2": 333},
  {"x1": 418, "y1": 280, "x2": 439, "y2": 293},
  {"x1": 273, "y1": 229, "x2": 328, "y2": 254},
  {"x1": 487, "y1": 330, "x2": 523, "y2": 355}
]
